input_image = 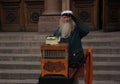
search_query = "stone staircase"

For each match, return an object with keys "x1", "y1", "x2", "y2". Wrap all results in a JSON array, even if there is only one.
[
  {"x1": 0, "y1": 32, "x2": 46, "y2": 84},
  {"x1": 82, "y1": 31, "x2": 120, "y2": 84},
  {"x1": 0, "y1": 31, "x2": 120, "y2": 84}
]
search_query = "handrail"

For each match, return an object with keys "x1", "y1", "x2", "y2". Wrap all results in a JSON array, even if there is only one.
[{"x1": 85, "y1": 48, "x2": 93, "y2": 84}]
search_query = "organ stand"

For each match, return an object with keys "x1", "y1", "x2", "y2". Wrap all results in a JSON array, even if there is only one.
[
  {"x1": 38, "y1": 42, "x2": 93, "y2": 84},
  {"x1": 38, "y1": 43, "x2": 74, "y2": 84}
]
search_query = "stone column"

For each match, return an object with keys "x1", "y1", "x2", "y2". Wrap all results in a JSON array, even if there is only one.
[
  {"x1": 43, "y1": 0, "x2": 61, "y2": 15},
  {"x1": 62, "y1": 0, "x2": 70, "y2": 11},
  {"x1": 38, "y1": 0, "x2": 62, "y2": 34}
]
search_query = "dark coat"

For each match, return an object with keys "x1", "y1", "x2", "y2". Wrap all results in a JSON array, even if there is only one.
[{"x1": 53, "y1": 17, "x2": 89, "y2": 65}]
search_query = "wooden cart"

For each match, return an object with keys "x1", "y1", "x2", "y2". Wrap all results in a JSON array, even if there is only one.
[{"x1": 39, "y1": 43, "x2": 93, "y2": 84}]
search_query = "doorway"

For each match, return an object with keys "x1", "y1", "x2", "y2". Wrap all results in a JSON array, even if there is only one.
[
  {"x1": 98, "y1": 0, "x2": 103, "y2": 30},
  {"x1": 0, "y1": 0, "x2": 44, "y2": 32}
]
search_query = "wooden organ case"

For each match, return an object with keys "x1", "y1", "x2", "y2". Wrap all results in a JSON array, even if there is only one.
[{"x1": 41, "y1": 43, "x2": 69, "y2": 78}]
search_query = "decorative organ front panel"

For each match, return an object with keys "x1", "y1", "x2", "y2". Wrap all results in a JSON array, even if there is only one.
[{"x1": 41, "y1": 43, "x2": 68, "y2": 77}]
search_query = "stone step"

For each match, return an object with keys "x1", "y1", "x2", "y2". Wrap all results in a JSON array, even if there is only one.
[
  {"x1": 0, "y1": 46, "x2": 119, "y2": 54},
  {"x1": 0, "y1": 64, "x2": 40, "y2": 70},
  {"x1": 84, "y1": 47, "x2": 120, "y2": 54},
  {"x1": 93, "y1": 71, "x2": 120, "y2": 81},
  {"x1": 78, "y1": 80, "x2": 120, "y2": 84},
  {"x1": 93, "y1": 62, "x2": 120, "y2": 71},
  {"x1": 0, "y1": 53, "x2": 119, "y2": 57},
  {"x1": 0, "y1": 53, "x2": 41, "y2": 61},
  {"x1": 0, "y1": 47, "x2": 40, "y2": 54},
  {"x1": 83, "y1": 37, "x2": 120, "y2": 41},
  {"x1": 0, "y1": 60, "x2": 119, "y2": 69},
  {"x1": 93, "y1": 62, "x2": 120, "y2": 66},
  {"x1": 87, "y1": 31, "x2": 120, "y2": 36},
  {"x1": 0, "y1": 80, "x2": 119, "y2": 84},
  {"x1": 0, "y1": 69, "x2": 40, "y2": 74},
  {"x1": 84, "y1": 34, "x2": 120, "y2": 40},
  {"x1": 82, "y1": 40, "x2": 120, "y2": 47},
  {"x1": 84, "y1": 31, "x2": 120, "y2": 38},
  {"x1": 93, "y1": 54, "x2": 120, "y2": 62},
  {"x1": 0, "y1": 73, "x2": 39, "y2": 80},
  {"x1": 0, "y1": 56, "x2": 40, "y2": 61},
  {"x1": 93, "y1": 54, "x2": 120, "y2": 57},
  {"x1": 93, "y1": 56, "x2": 120, "y2": 62},
  {"x1": 0, "y1": 79, "x2": 38, "y2": 84},
  {"x1": 0, "y1": 41, "x2": 41, "y2": 47},
  {"x1": 0, "y1": 53, "x2": 41, "y2": 57},
  {"x1": 92, "y1": 80, "x2": 120, "y2": 84},
  {"x1": 0, "y1": 61, "x2": 40, "y2": 65},
  {"x1": 0, "y1": 53, "x2": 119, "y2": 62},
  {"x1": 0, "y1": 33, "x2": 46, "y2": 41},
  {"x1": 0, "y1": 61, "x2": 40, "y2": 70},
  {"x1": 0, "y1": 40, "x2": 119, "y2": 47},
  {"x1": 0, "y1": 53, "x2": 119, "y2": 61}
]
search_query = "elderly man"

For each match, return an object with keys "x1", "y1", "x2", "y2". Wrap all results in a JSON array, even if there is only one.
[
  {"x1": 38, "y1": 10, "x2": 90, "y2": 84},
  {"x1": 54, "y1": 10, "x2": 90, "y2": 68}
]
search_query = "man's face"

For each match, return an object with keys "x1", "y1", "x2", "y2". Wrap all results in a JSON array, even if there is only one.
[{"x1": 62, "y1": 16, "x2": 72, "y2": 22}]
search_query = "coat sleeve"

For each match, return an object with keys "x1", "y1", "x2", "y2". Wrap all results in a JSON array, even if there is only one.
[{"x1": 72, "y1": 16, "x2": 90, "y2": 38}]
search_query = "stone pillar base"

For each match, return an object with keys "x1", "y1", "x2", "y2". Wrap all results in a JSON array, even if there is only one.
[{"x1": 38, "y1": 15, "x2": 60, "y2": 34}]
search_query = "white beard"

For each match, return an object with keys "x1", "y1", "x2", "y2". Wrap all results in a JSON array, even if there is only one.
[{"x1": 59, "y1": 18, "x2": 75, "y2": 38}]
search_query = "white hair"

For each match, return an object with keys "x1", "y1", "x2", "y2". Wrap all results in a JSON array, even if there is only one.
[{"x1": 59, "y1": 17, "x2": 75, "y2": 38}]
